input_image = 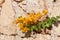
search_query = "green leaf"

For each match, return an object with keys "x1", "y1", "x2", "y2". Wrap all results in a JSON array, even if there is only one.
[
  {"x1": 56, "y1": 16, "x2": 60, "y2": 19},
  {"x1": 38, "y1": 22, "x2": 41, "y2": 25},
  {"x1": 40, "y1": 21, "x2": 46, "y2": 29},
  {"x1": 35, "y1": 27, "x2": 38, "y2": 31},
  {"x1": 37, "y1": 25, "x2": 41, "y2": 30},
  {"x1": 32, "y1": 25, "x2": 38, "y2": 30},
  {"x1": 37, "y1": 22, "x2": 41, "y2": 30},
  {"x1": 51, "y1": 17, "x2": 58, "y2": 23},
  {"x1": 25, "y1": 23, "x2": 30, "y2": 27},
  {"x1": 46, "y1": 18, "x2": 52, "y2": 23},
  {"x1": 46, "y1": 18, "x2": 52, "y2": 27},
  {"x1": 30, "y1": 25, "x2": 36, "y2": 31},
  {"x1": 45, "y1": 23, "x2": 50, "y2": 27},
  {"x1": 30, "y1": 26, "x2": 33, "y2": 31}
]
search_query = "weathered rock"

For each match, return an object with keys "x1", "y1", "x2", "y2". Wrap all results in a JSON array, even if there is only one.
[
  {"x1": 0, "y1": 0, "x2": 16, "y2": 35},
  {"x1": 28, "y1": 37, "x2": 34, "y2": 40},
  {"x1": 23, "y1": 38, "x2": 28, "y2": 40},
  {"x1": 0, "y1": 0, "x2": 4, "y2": 6},
  {"x1": 18, "y1": 0, "x2": 45, "y2": 13},
  {"x1": 46, "y1": 0, "x2": 53, "y2": 17},
  {"x1": 50, "y1": 0, "x2": 60, "y2": 17},
  {"x1": 15, "y1": 35, "x2": 23, "y2": 40},
  {"x1": 44, "y1": 35, "x2": 51, "y2": 40},
  {"x1": 52, "y1": 24, "x2": 60, "y2": 36},
  {"x1": 16, "y1": 26, "x2": 25, "y2": 37},
  {"x1": 0, "y1": 0, "x2": 60, "y2": 40},
  {"x1": 4, "y1": 36, "x2": 15, "y2": 40},
  {"x1": 0, "y1": 35, "x2": 5, "y2": 40},
  {"x1": 57, "y1": 37, "x2": 60, "y2": 40},
  {"x1": 35, "y1": 34, "x2": 47, "y2": 40},
  {"x1": 0, "y1": 35, "x2": 15, "y2": 40},
  {"x1": 12, "y1": 1, "x2": 27, "y2": 18}
]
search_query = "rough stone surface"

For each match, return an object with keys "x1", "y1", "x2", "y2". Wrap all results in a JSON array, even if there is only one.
[
  {"x1": 0, "y1": 0, "x2": 60, "y2": 40},
  {"x1": 0, "y1": 0, "x2": 16, "y2": 35},
  {"x1": 0, "y1": 35, "x2": 15, "y2": 40}
]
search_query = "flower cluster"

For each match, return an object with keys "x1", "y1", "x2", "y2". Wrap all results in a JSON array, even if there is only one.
[{"x1": 15, "y1": 9, "x2": 48, "y2": 33}]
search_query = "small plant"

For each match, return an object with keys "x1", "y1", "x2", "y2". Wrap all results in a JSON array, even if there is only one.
[{"x1": 15, "y1": 9, "x2": 60, "y2": 37}]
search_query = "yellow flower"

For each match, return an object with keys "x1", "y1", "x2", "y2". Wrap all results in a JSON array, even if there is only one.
[
  {"x1": 42, "y1": 9, "x2": 48, "y2": 15},
  {"x1": 21, "y1": 27, "x2": 29, "y2": 32},
  {"x1": 24, "y1": 18, "x2": 29, "y2": 23},
  {"x1": 21, "y1": 29, "x2": 25, "y2": 33},
  {"x1": 36, "y1": 12, "x2": 42, "y2": 18},
  {"x1": 18, "y1": 17, "x2": 24, "y2": 21},
  {"x1": 28, "y1": 12, "x2": 35, "y2": 17},
  {"x1": 16, "y1": 17, "x2": 24, "y2": 24},
  {"x1": 15, "y1": 20, "x2": 19, "y2": 24},
  {"x1": 28, "y1": 12, "x2": 42, "y2": 24},
  {"x1": 24, "y1": 17, "x2": 33, "y2": 24},
  {"x1": 28, "y1": 17, "x2": 32, "y2": 22},
  {"x1": 18, "y1": 23, "x2": 24, "y2": 30}
]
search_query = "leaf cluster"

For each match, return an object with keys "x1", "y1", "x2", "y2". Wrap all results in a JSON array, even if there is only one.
[{"x1": 25, "y1": 16, "x2": 60, "y2": 32}]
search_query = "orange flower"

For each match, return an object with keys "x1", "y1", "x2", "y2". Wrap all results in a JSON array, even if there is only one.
[
  {"x1": 18, "y1": 23, "x2": 24, "y2": 30},
  {"x1": 15, "y1": 20, "x2": 19, "y2": 24},
  {"x1": 21, "y1": 27, "x2": 29, "y2": 32},
  {"x1": 42, "y1": 9, "x2": 48, "y2": 15},
  {"x1": 24, "y1": 17, "x2": 33, "y2": 24},
  {"x1": 28, "y1": 17, "x2": 32, "y2": 22},
  {"x1": 36, "y1": 12, "x2": 42, "y2": 18},
  {"x1": 18, "y1": 17, "x2": 24, "y2": 21},
  {"x1": 24, "y1": 18, "x2": 29, "y2": 23},
  {"x1": 28, "y1": 12, "x2": 35, "y2": 17},
  {"x1": 15, "y1": 17, "x2": 24, "y2": 24}
]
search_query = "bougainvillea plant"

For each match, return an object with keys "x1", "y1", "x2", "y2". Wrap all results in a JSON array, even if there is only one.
[{"x1": 15, "y1": 9, "x2": 60, "y2": 37}]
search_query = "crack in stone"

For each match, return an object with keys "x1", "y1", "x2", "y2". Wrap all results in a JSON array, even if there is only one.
[
  {"x1": 14, "y1": 0, "x2": 24, "y2": 3},
  {"x1": 54, "y1": 0, "x2": 56, "y2": 2},
  {"x1": 0, "y1": 32, "x2": 18, "y2": 36},
  {"x1": 9, "y1": 34, "x2": 18, "y2": 36},
  {"x1": 19, "y1": 5, "x2": 27, "y2": 12}
]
